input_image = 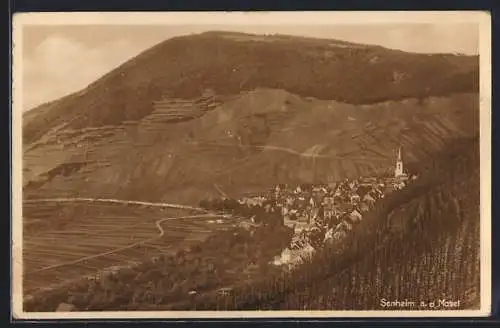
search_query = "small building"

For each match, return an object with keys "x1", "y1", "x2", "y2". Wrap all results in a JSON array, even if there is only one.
[
  {"x1": 338, "y1": 219, "x2": 353, "y2": 232},
  {"x1": 349, "y1": 209, "x2": 363, "y2": 223},
  {"x1": 294, "y1": 221, "x2": 310, "y2": 234},
  {"x1": 281, "y1": 206, "x2": 289, "y2": 216},
  {"x1": 363, "y1": 193, "x2": 376, "y2": 205},
  {"x1": 350, "y1": 194, "x2": 361, "y2": 204},
  {"x1": 323, "y1": 196, "x2": 335, "y2": 206},
  {"x1": 333, "y1": 230, "x2": 347, "y2": 240},
  {"x1": 324, "y1": 208, "x2": 335, "y2": 219},
  {"x1": 359, "y1": 202, "x2": 370, "y2": 212}
]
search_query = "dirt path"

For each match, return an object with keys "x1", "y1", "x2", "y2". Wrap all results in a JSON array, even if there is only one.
[
  {"x1": 23, "y1": 197, "x2": 206, "y2": 212},
  {"x1": 190, "y1": 141, "x2": 388, "y2": 162}
]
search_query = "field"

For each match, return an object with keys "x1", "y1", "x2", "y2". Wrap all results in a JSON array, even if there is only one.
[{"x1": 22, "y1": 200, "x2": 234, "y2": 297}]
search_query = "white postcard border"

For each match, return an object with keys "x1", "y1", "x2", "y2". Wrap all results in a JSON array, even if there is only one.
[{"x1": 11, "y1": 10, "x2": 492, "y2": 319}]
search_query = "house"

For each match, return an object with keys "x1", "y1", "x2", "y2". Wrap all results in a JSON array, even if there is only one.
[
  {"x1": 290, "y1": 236, "x2": 305, "y2": 250},
  {"x1": 272, "y1": 248, "x2": 294, "y2": 266},
  {"x1": 281, "y1": 206, "x2": 289, "y2": 216},
  {"x1": 297, "y1": 243, "x2": 316, "y2": 261},
  {"x1": 294, "y1": 221, "x2": 310, "y2": 234},
  {"x1": 350, "y1": 194, "x2": 361, "y2": 204},
  {"x1": 239, "y1": 221, "x2": 257, "y2": 230},
  {"x1": 393, "y1": 181, "x2": 406, "y2": 190},
  {"x1": 363, "y1": 193, "x2": 376, "y2": 202},
  {"x1": 337, "y1": 219, "x2": 353, "y2": 232},
  {"x1": 338, "y1": 202, "x2": 354, "y2": 213},
  {"x1": 349, "y1": 209, "x2": 363, "y2": 222},
  {"x1": 323, "y1": 196, "x2": 335, "y2": 206},
  {"x1": 324, "y1": 228, "x2": 335, "y2": 243},
  {"x1": 283, "y1": 218, "x2": 296, "y2": 229},
  {"x1": 363, "y1": 193, "x2": 376, "y2": 205},
  {"x1": 323, "y1": 207, "x2": 335, "y2": 219},
  {"x1": 362, "y1": 176, "x2": 377, "y2": 183},
  {"x1": 333, "y1": 230, "x2": 347, "y2": 240},
  {"x1": 359, "y1": 202, "x2": 370, "y2": 212}
]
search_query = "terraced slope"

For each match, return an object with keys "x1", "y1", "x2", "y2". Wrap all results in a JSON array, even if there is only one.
[{"x1": 23, "y1": 88, "x2": 479, "y2": 205}]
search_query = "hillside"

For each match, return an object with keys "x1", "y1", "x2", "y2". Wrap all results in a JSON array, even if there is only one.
[
  {"x1": 23, "y1": 136, "x2": 480, "y2": 311},
  {"x1": 22, "y1": 91, "x2": 478, "y2": 207},
  {"x1": 23, "y1": 31, "x2": 478, "y2": 143},
  {"x1": 166, "y1": 136, "x2": 481, "y2": 310},
  {"x1": 22, "y1": 31, "x2": 479, "y2": 208},
  {"x1": 20, "y1": 31, "x2": 482, "y2": 312}
]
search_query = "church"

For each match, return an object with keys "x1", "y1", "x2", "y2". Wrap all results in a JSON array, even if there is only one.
[{"x1": 394, "y1": 146, "x2": 408, "y2": 180}]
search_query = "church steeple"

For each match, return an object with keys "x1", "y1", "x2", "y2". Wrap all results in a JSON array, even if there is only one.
[{"x1": 394, "y1": 146, "x2": 405, "y2": 178}]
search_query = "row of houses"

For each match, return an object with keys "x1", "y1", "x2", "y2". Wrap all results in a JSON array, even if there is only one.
[{"x1": 266, "y1": 174, "x2": 417, "y2": 268}]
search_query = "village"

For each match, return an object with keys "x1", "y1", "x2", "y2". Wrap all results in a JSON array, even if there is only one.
[{"x1": 201, "y1": 147, "x2": 418, "y2": 269}]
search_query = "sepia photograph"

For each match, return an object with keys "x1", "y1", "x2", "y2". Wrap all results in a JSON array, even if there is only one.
[{"x1": 11, "y1": 11, "x2": 491, "y2": 319}]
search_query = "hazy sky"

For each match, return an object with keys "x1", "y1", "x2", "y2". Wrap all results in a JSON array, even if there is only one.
[{"x1": 21, "y1": 23, "x2": 479, "y2": 111}]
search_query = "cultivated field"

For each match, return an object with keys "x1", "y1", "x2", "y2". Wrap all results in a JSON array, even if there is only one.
[{"x1": 22, "y1": 200, "x2": 234, "y2": 297}]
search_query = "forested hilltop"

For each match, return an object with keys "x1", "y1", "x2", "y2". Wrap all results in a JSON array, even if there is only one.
[{"x1": 24, "y1": 31, "x2": 478, "y2": 144}]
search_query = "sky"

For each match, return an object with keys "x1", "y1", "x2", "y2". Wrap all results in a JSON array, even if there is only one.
[{"x1": 20, "y1": 23, "x2": 479, "y2": 112}]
